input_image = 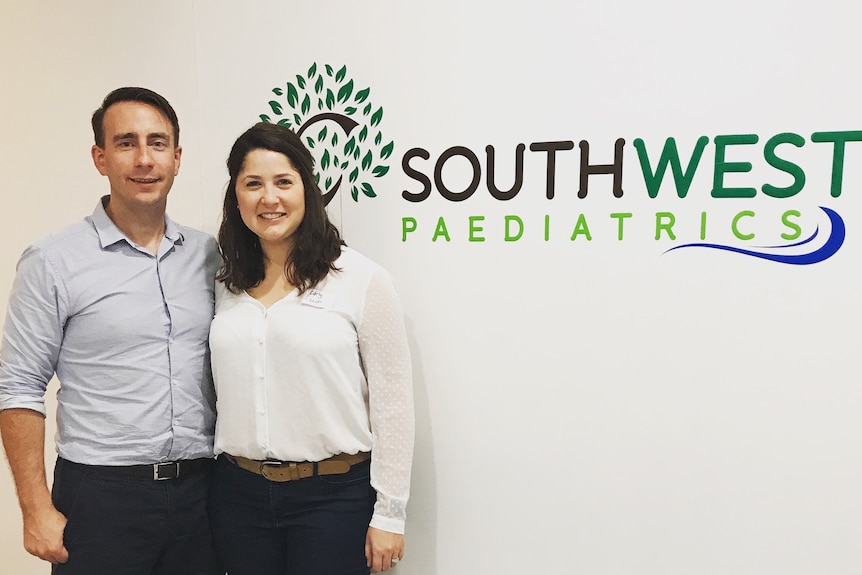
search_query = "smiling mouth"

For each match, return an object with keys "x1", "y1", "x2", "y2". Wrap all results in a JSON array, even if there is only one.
[
  {"x1": 259, "y1": 213, "x2": 286, "y2": 220},
  {"x1": 130, "y1": 177, "x2": 160, "y2": 184}
]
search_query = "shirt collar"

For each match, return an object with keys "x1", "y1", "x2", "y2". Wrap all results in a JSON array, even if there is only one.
[
  {"x1": 92, "y1": 195, "x2": 185, "y2": 249},
  {"x1": 164, "y1": 214, "x2": 183, "y2": 244}
]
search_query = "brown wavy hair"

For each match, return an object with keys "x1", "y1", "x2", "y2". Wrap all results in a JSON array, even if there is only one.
[{"x1": 217, "y1": 122, "x2": 344, "y2": 294}]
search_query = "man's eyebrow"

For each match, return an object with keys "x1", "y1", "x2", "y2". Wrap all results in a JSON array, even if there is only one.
[{"x1": 111, "y1": 132, "x2": 172, "y2": 143}]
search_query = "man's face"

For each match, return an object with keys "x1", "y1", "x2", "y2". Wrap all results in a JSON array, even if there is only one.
[{"x1": 91, "y1": 101, "x2": 182, "y2": 212}]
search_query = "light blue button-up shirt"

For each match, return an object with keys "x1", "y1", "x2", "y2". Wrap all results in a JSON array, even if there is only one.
[{"x1": 0, "y1": 197, "x2": 220, "y2": 465}]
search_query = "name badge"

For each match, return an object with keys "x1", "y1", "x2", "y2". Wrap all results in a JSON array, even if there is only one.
[{"x1": 301, "y1": 289, "x2": 332, "y2": 309}]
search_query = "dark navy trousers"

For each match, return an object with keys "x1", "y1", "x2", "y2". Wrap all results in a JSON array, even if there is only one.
[
  {"x1": 51, "y1": 457, "x2": 222, "y2": 575},
  {"x1": 207, "y1": 455, "x2": 375, "y2": 575}
]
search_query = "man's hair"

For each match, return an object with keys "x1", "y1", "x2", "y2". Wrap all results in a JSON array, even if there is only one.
[
  {"x1": 217, "y1": 122, "x2": 344, "y2": 294},
  {"x1": 91, "y1": 87, "x2": 180, "y2": 148}
]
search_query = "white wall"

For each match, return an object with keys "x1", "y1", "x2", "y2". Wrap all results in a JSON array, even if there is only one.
[{"x1": 2, "y1": 1, "x2": 861, "y2": 574}]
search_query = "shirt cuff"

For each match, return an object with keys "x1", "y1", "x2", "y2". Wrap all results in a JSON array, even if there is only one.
[
  {"x1": 370, "y1": 513, "x2": 406, "y2": 535},
  {"x1": 0, "y1": 399, "x2": 47, "y2": 417}
]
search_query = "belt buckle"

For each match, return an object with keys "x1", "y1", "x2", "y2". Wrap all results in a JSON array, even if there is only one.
[
  {"x1": 153, "y1": 462, "x2": 179, "y2": 481},
  {"x1": 261, "y1": 460, "x2": 300, "y2": 481}
]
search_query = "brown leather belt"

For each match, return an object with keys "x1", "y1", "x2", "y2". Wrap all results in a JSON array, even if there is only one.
[{"x1": 224, "y1": 452, "x2": 370, "y2": 482}]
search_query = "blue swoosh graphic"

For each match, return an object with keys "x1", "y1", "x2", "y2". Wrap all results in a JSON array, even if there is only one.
[
  {"x1": 759, "y1": 225, "x2": 819, "y2": 249},
  {"x1": 664, "y1": 207, "x2": 845, "y2": 265}
]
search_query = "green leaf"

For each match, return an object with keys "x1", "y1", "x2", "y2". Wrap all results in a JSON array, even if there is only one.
[
  {"x1": 314, "y1": 171, "x2": 320, "y2": 184},
  {"x1": 318, "y1": 98, "x2": 324, "y2": 110},
  {"x1": 314, "y1": 75, "x2": 323, "y2": 94},
  {"x1": 306, "y1": 137, "x2": 315, "y2": 149},
  {"x1": 355, "y1": 88, "x2": 370, "y2": 103},
  {"x1": 294, "y1": 113, "x2": 302, "y2": 125},
  {"x1": 287, "y1": 83, "x2": 298, "y2": 107},
  {"x1": 269, "y1": 100, "x2": 283, "y2": 115},
  {"x1": 317, "y1": 126, "x2": 328, "y2": 142},
  {"x1": 345, "y1": 106, "x2": 357, "y2": 115},
  {"x1": 321, "y1": 149, "x2": 331, "y2": 170},
  {"x1": 351, "y1": 186, "x2": 359, "y2": 201},
  {"x1": 370, "y1": 107, "x2": 383, "y2": 127},
  {"x1": 301, "y1": 94, "x2": 311, "y2": 115},
  {"x1": 325, "y1": 64, "x2": 334, "y2": 76},
  {"x1": 349, "y1": 167, "x2": 359, "y2": 183},
  {"x1": 359, "y1": 125, "x2": 368, "y2": 142},
  {"x1": 381, "y1": 141, "x2": 394, "y2": 159},
  {"x1": 296, "y1": 74, "x2": 306, "y2": 89},
  {"x1": 259, "y1": 114, "x2": 271, "y2": 122},
  {"x1": 335, "y1": 65, "x2": 347, "y2": 83},
  {"x1": 363, "y1": 103, "x2": 372, "y2": 116},
  {"x1": 333, "y1": 156, "x2": 340, "y2": 167},
  {"x1": 353, "y1": 147, "x2": 360, "y2": 160},
  {"x1": 277, "y1": 118, "x2": 292, "y2": 128},
  {"x1": 344, "y1": 136, "x2": 356, "y2": 156},
  {"x1": 341, "y1": 161, "x2": 349, "y2": 170},
  {"x1": 361, "y1": 182, "x2": 377, "y2": 197},
  {"x1": 331, "y1": 133, "x2": 339, "y2": 146},
  {"x1": 325, "y1": 176, "x2": 332, "y2": 189},
  {"x1": 337, "y1": 79, "x2": 354, "y2": 104},
  {"x1": 308, "y1": 62, "x2": 317, "y2": 78},
  {"x1": 272, "y1": 87, "x2": 283, "y2": 96},
  {"x1": 325, "y1": 89, "x2": 335, "y2": 110},
  {"x1": 374, "y1": 132, "x2": 382, "y2": 145},
  {"x1": 372, "y1": 165, "x2": 390, "y2": 177},
  {"x1": 362, "y1": 150, "x2": 372, "y2": 170}
]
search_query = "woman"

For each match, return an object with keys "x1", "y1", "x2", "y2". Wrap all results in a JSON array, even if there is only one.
[{"x1": 208, "y1": 122, "x2": 414, "y2": 575}]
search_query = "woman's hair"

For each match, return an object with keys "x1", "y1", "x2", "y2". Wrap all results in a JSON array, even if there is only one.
[{"x1": 217, "y1": 122, "x2": 344, "y2": 294}]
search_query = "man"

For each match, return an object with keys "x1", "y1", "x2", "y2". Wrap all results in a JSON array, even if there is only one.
[{"x1": 0, "y1": 87, "x2": 222, "y2": 574}]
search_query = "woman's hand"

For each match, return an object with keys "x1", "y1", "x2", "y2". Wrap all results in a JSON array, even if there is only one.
[{"x1": 365, "y1": 526, "x2": 404, "y2": 572}]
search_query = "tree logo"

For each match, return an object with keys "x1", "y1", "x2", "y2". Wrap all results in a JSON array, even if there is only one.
[{"x1": 260, "y1": 63, "x2": 393, "y2": 205}]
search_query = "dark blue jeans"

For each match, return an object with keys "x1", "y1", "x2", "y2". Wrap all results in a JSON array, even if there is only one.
[
  {"x1": 51, "y1": 457, "x2": 222, "y2": 575},
  {"x1": 208, "y1": 455, "x2": 375, "y2": 575}
]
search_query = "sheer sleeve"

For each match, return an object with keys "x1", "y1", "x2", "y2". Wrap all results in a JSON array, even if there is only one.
[{"x1": 358, "y1": 268, "x2": 415, "y2": 534}]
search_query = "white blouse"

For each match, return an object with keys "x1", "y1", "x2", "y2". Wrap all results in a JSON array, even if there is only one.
[{"x1": 209, "y1": 247, "x2": 415, "y2": 533}]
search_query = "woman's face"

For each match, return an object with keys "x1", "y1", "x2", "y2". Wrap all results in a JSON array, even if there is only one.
[{"x1": 235, "y1": 148, "x2": 306, "y2": 251}]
